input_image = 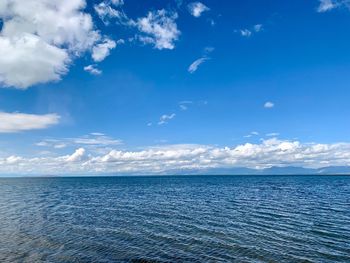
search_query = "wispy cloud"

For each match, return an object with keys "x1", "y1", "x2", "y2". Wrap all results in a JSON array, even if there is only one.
[
  {"x1": 317, "y1": 0, "x2": 337, "y2": 12},
  {"x1": 94, "y1": 1, "x2": 123, "y2": 25},
  {"x1": 188, "y1": 47, "x2": 214, "y2": 74},
  {"x1": 36, "y1": 134, "x2": 122, "y2": 149},
  {"x1": 0, "y1": 112, "x2": 60, "y2": 133},
  {"x1": 266, "y1": 133, "x2": 280, "y2": 137},
  {"x1": 188, "y1": 57, "x2": 210, "y2": 73},
  {"x1": 111, "y1": 0, "x2": 124, "y2": 6},
  {"x1": 244, "y1": 131, "x2": 259, "y2": 138},
  {"x1": 240, "y1": 29, "x2": 252, "y2": 37},
  {"x1": 264, "y1": 101, "x2": 275, "y2": 108},
  {"x1": 179, "y1": 101, "x2": 193, "y2": 111},
  {"x1": 158, "y1": 113, "x2": 176, "y2": 125},
  {"x1": 187, "y1": 2, "x2": 210, "y2": 17},
  {"x1": 253, "y1": 24, "x2": 263, "y2": 32},
  {"x1": 317, "y1": 0, "x2": 350, "y2": 12},
  {"x1": 84, "y1": 64, "x2": 102, "y2": 75},
  {"x1": 236, "y1": 24, "x2": 263, "y2": 37}
]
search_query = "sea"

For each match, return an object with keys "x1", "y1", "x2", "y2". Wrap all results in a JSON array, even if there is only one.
[{"x1": 0, "y1": 175, "x2": 349, "y2": 262}]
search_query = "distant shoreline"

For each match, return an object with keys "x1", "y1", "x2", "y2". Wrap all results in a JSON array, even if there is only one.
[{"x1": 1, "y1": 173, "x2": 350, "y2": 178}]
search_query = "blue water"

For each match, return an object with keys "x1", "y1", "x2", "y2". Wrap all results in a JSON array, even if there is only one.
[{"x1": 0, "y1": 175, "x2": 349, "y2": 262}]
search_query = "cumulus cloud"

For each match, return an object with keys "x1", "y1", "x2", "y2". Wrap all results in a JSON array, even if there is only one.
[
  {"x1": 136, "y1": 9, "x2": 180, "y2": 50},
  {"x1": 84, "y1": 64, "x2": 102, "y2": 75},
  {"x1": 0, "y1": 112, "x2": 60, "y2": 133},
  {"x1": 94, "y1": 4, "x2": 180, "y2": 50},
  {"x1": 0, "y1": 1, "x2": 183, "y2": 89},
  {"x1": 2, "y1": 139, "x2": 350, "y2": 175},
  {"x1": 0, "y1": 34, "x2": 70, "y2": 88},
  {"x1": 158, "y1": 113, "x2": 176, "y2": 125},
  {"x1": 187, "y1": 2, "x2": 210, "y2": 17},
  {"x1": 0, "y1": 0, "x2": 100, "y2": 89},
  {"x1": 92, "y1": 38, "x2": 117, "y2": 62},
  {"x1": 0, "y1": 0, "x2": 101, "y2": 89},
  {"x1": 66, "y1": 148, "x2": 86, "y2": 162},
  {"x1": 264, "y1": 101, "x2": 274, "y2": 108}
]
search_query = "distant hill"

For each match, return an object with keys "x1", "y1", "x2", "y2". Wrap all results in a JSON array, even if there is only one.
[
  {"x1": 317, "y1": 166, "x2": 350, "y2": 175},
  {"x1": 191, "y1": 166, "x2": 350, "y2": 175}
]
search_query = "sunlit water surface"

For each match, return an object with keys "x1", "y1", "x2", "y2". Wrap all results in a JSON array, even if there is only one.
[{"x1": 0, "y1": 175, "x2": 349, "y2": 262}]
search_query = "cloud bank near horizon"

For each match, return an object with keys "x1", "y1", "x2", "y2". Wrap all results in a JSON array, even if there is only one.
[{"x1": 1, "y1": 138, "x2": 350, "y2": 175}]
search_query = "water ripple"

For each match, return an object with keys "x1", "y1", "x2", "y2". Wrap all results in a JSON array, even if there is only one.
[{"x1": 0, "y1": 175, "x2": 349, "y2": 262}]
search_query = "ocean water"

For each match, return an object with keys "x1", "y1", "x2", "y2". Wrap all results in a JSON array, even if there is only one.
[{"x1": 0, "y1": 175, "x2": 349, "y2": 263}]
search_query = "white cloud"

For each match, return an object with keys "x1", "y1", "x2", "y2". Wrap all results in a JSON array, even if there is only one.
[
  {"x1": 94, "y1": 4, "x2": 181, "y2": 50},
  {"x1": 94, "y1": 1, "x2": 131, "y2": 27},
  {"x1": 204, "y1": 46, "x2": 215, "y2": 54},
  {"x1": 266, "y1": 133, "x2": 280, "y2": 137},
  {"x1": 0, "y1": 112, "x2": 60, "y2": 133},
  {"x1": 84, "y1": 64, "x2": 102, "y2": 75},
  {"x1": 94, "y1": 1, "x2": 120, "y2": 24},
  {"x1": 111, "y1": 0, "x2": 124, "y2": 6},
  {"x1": 188, "y1": 47, "x2": 214, "y2": 74},
  {"x1": 0, "y1": 1, "x2": 183, "y2": 89},
  {"x1": 36, "y1": 134, "x2": 122, "y2": 149},
  {"x1": 318, "y1": 0, "x2": 337, "y2": 12},
  {"x1": 244, "y1": 131, "x2": 259, "y2": 138},
  {"x1": 66, "y1": 148, "x2": 86, "y2": 162},
  {"x1": 179, "y1": 101, "x2": 193, "y2": 111},
  {"x1": 179, "y1": 105, "x2": 187, "y2": 110},
  {"x1": 188, "y1": 57, "x2": 209, "y2": 73},
  {"x1": 237, "y1": 24, "x2": 263, "y2": 37},
  {"x1": 54, "y1": 144, "x2": 67, "y2": 149},
  {"x1": 136, "y1": 9, "x2": 180, "y2": 50},
  {"x1": 90, "y1": 132, "x2": 105, "y2": 136},
  {"x1": 0, "y1": 0, "x2": 102, "y2": 89},
  {"x1": 317, "y1": 0, "x2": 350, "y2": 12},
  {"x1": 3, "y1": 139, "x2": 350, "y2": 175},
  {"x1": 0, "y1": 34, "x2": 69, "y2": 88},
  {"x1": 158, "y1": 113, "x2": 176, "y2": 125},
  {"x1": 94, "y1": 0, "x2": 125, "y2": 24},
  {"x1": 264, "y1": 101, "x2": 274, "y2": 108},
  {"x1": 92, "y1": 38, "x2": 117, "y2": 62},
  {"x1": 240, "y1": 29, "x2": 252, "y2": 37},
  {"x1": 254, "y1": 24, "x2": 263, "y2": 32},
  {"x1": 187, "y1": 2, "x2": 210, "y2": 17},
  {"x1": 72, "y1": 136, "x2": 122, "y2": 146}
]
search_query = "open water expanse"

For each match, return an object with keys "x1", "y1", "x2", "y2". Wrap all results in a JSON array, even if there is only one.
[{"x1": 0, "y1": 175, "x2": 349, "y2": 262}]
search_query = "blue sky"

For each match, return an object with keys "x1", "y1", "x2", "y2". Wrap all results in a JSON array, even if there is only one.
[{"x1": 1, "y1": 0, "x2": 350, "y2": 175}]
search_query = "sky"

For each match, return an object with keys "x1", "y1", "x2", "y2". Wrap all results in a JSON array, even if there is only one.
[{"x1": 1, "y1": 0, "x2": 350, "y2": 175}]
